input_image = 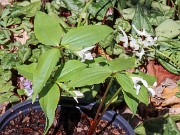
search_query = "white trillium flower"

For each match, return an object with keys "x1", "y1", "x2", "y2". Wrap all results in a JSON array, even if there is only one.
[
  {"x1": 132, "y1": 24, "x2": 150, "y2": 37},
  {"x1": 131, "y1": 76, "x2": 155, "y2": 97},
  {"x1": 135, "y1": 48, "x2": 145, "y2": 60},
  {"x1": 147, "y1": 88, "x2": 156, "y2": 97},
  {"x1": 143, "y1": 36, "x2": 157, "y2": 47},
  {"x1": 119, "y1": 26, "x2": 129, "y2": 47},
  {"x1": 130, "y1": 37, "x2": 139, "y2": 50},
  {"x1": 75, "y1": 46, "x2": 94, "y2": 62}
]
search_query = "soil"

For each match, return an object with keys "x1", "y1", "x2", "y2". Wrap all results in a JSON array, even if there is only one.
[{"x1": 0, "y1": 106, "x2": 126, "y2": 135}]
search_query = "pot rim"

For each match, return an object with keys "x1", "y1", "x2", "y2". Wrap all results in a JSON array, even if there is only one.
[{"x1": 0, "y1": 97, "x2": 135, "y2": 135}]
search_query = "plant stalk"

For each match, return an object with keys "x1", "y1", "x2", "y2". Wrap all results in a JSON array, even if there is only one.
[
  {"x1": 95, "y1": 88, "x2": 122, "y2": 124},
  {"x1": 87, "y1": 76, "x2": 114, "y2": 135}
]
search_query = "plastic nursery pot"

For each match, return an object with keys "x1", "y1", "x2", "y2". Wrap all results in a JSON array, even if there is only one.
[{"x1": 0, "y1": 97, "x2": 135, "y2": 135}]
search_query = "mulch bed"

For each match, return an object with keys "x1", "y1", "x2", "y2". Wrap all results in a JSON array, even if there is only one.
[{"x1": 0, "y1": 107, "x2": 126, "y2": 135}]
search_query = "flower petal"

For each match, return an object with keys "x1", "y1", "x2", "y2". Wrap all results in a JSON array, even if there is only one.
[
  {"x1": 119, "y1": 27, "x2": 129, "y2": 47},
  {"x1": 147, "y1": 87, "x2": 155, "y2": 97},
  {"x1": 132, "y1": 24, "x2": 150, "y2": 37}
]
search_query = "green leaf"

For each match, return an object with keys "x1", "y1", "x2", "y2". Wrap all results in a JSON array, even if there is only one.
[
  {"x1": 0, "y1": 81, "x2": 14, "y2": 93},
  {"x1": 62, "y1": 0, "x2": 83, "y2": 12},
  {"x1": 1, "y1": 70, "x2": 12, "y2": 81},
  {"x1": 39, "y1": 83, "x2": 60, "y2": 134},
  {"x1": 137, "y1": 72, "x2": 156, "y2": 86},
  {"x1": 108, "y1": 57, "x2": 135, "y2": 72},
  {"x1": 135, "y1": 114, "x2": 180, "y2": 135},
  {"x1": 16, "y1": 63, "x2": 37, "y2": 81},
  {"x1": 158, "y1": 58, "x2": 180, "y2": 75},
  {"x1": 34, "y1": 12, "x2": 63, "y2": 46},
  {"x1": 115, "y1": 73, "x2": 148, "y2": 105},
  {"x1": 57, "y1": 83, "x2": 76, "y2": 97},
  {"x1": 32, "y1": 48, "x2": 60, "y2": 102},
  {"x1": 138, "y1": 86, "x2": 149, "y2": 105},
  {"x1": 155, "y1": 19, "x2": 180, "y2": 41},
  {"x1": 18, "y1": 47, "x2": 31, "y2": 63},
  {"x1": 68, "y1": 66, "x2": 112, "y2": 88},
  {"x1": 58, "y1": 60, "x2": 86, "y2": 82},
  {"x1": 132, "y1": 4, "x2": 154, "y2": 36},
  {"x1": 88, "y1": 1, "x2": 112, "y2": 19},
  {"x1": 61, "y1": 25, "x2": 113, "y2": 51},
  {"x1": 122, "y1": 90, "x2": 138, "y2": 114},
  {"x1": 175, "y1": 92, "x2": 180, "y2": 98},
  {"x1": 0, "y1": 92, "x2": 19, "y2": 104},
  {"x1": 21, "y1": 1, "x2": 41, "y2": 17},
  {"x1": 1, "y1": 53, "x2": 22, "y2": 70}
]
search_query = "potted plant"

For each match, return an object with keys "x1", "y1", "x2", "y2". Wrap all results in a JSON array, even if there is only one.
[{"x1": 1, "y1": 0, "x2": 179, "y2": 134}]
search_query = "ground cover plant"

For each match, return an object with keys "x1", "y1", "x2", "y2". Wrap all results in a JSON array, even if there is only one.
[{"x1": 0, "y1": 0, "x2": 180, "y2": 134}]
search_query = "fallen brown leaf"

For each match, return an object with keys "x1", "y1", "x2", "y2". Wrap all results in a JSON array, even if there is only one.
[
  {"x1": 161, "y1": 96, "x2": 180, "y2": 108},
  {"x1": 162, "y1": 87, "x2": 179, "y2": 99},
  {"x1": 147, "y1": 60, "x2": 180, "y2": 85}
]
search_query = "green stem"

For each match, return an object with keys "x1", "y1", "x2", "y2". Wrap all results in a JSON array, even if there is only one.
[
  {"x1": 87, "y1": 88, "x2": 122, "y2": 135},
  {"x1": 96, "y1": 88, "x2": 122, "y2": 123},
  {"x1": 87, "y1": 76, "x2": 114, "y2": 135},
  {"x1": 59, "y1": 47, "x2": 65, "y2": 63},
  {"x1": 77, "y1": 0, "x2": 93, "y2": 27}
]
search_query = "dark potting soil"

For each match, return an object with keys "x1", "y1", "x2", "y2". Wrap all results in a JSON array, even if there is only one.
[{"x1": 0, "y1": 107, "x2": 126, "y2": 135}]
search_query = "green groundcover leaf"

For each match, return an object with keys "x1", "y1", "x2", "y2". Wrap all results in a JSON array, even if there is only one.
[
  {"x1": 16, "y1": 63, "x2": 37, "y2": 81},
  {"x1": 0, "y1": 92, "x2": 19, "y2": 104},
  {"x1": 135, "y1": 114, "x2": 180, "y2": 135},
  {"x1": 21, "y1": 1, "x2": 41, "y2": 17},
  {"x1": 32, "y1": 48, "x2": 60, "y2": 102},
  {"x1": 34, "y1": 12, "x2": 63, "y2": 46},
  {"x1": 68, "y1": 66, "x2": 112, "y2": 88},
  {"x1": 39, "y1": 83, "x2": 60, "y2": 135},
  {"x1": 61, "y1": 25, "x2": 114, "y2": 51},
  {"x1": 58, "y1": 60, "x2": 86, "y2": 82}
]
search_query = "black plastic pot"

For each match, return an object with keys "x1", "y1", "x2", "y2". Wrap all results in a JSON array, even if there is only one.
[{"x1": 0, "y1": 97, "x2": 135, "y2": 135}]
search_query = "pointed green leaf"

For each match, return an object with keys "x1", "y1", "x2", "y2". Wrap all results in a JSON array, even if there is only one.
[
  {"x1": 68, "y1": 66, "x2": 112, "y2": 88},
  {"x1": 32, "y1": 48, "x2": 60, "y2": 102},
  {"x1": 34, "y1": 12, "x2": 63, "y2": 46},
  {"x1": 58, "y1": 60, "x2": 86, "y2": 82},
  {"x1": 115, "y1": 73, "x2": 148, "y2": 105},
  {"x1": 61, "y1": 25, "x2": 114, "y2": 51},
  {"x1": 132, "y1": 4, "x2": 154, "y2": 36},
  {"x1": 122, "y1": 90, "x2": 138, "y2": 114},
  {"x1": 16, "y1": 63, "x2": 37, "y2": 81},
  {"x1": 108, "y1": 57, "x2": 135, "y2": 72},
  {"x1": 39, "y1": 83, "x2": 60, "y2": 134},
  {"x1": 138, "y1": 72, "x2": 156, "y2": 86}
]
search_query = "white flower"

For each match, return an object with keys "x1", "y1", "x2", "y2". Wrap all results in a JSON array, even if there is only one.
[
  {"x1": 147, "y1": 88, "x2": 156, "y2": 97},
  {"x1": 153, "y1": 82, "x2": 157, "y2": 87},
  {"x1": 132, "y1": 24, "x2": 150, "y2": 37},
  {"x1": 119, "y1": 26, "x2": 129, "y2": 47},
  {"x1": 131, "y1": 76, "x2": 155, "y2": 97},
  {"x1": 75, "y1": 46, "x2": 94, "y2": 62},
  {"x1": 129, "y1": 37, "x2": 139, "y2": 50},
  {"x1": 135, "y1": 48, "x2": 145, "y2": 60},
  {"x1": 143, "y1": 36, "x2": 157, "y2": 47}
]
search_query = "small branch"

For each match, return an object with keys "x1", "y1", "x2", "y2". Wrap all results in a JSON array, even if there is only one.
[{"x1": 87, "y1": 76, "x2": 114, "y2": 135}]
